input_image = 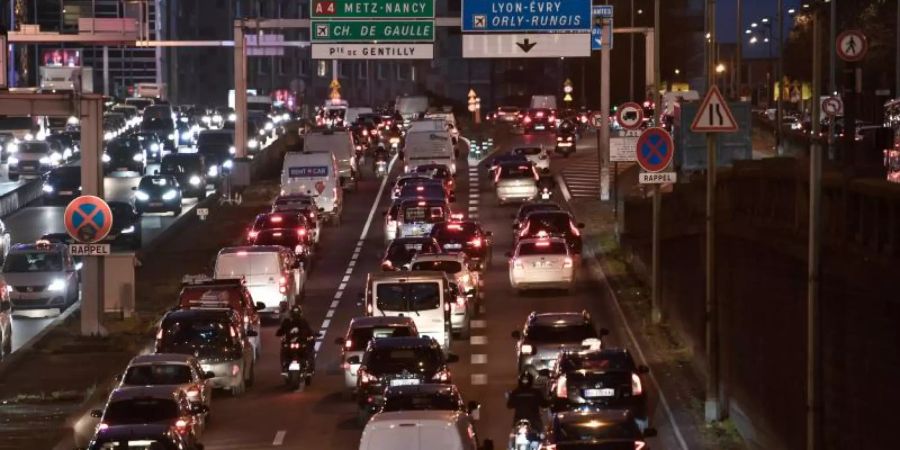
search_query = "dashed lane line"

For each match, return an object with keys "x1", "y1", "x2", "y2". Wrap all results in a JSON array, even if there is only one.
[
  {"x1": 272, "y1": 430, "x2": 286, "y2": 446},
  {"x1": 470, "y1": 335, "x2": 488, "y2": 345},
  {"x1": 471, "y1": 374, "x2": 488, "y2": 385},
  {"x1": 471, "y1": 354, "x2": 488, "y2": 364}
]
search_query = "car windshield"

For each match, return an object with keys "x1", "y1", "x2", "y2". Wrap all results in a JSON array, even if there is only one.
[
  {"x1": 402, "y1": 205, "x2": 445, "y2": 224},
  {"x1": 524, "y1": 213, "x2": 572, "y2": 234},
  {"x1": 555, "y1": 419, "x2": 641, "y2": 442},
  {"x1": 400, "y1": 184, "x2": 445, "y2": 199},
  {"x1": 561, "y1": 353, "x2": 634, "y2": 373},
  {"x1": 50, "y1": 167, "x2": 81, "y2": 180},
  {"x1": 139, "y1": 177, "x2": 173, "y2": 190},
  {"x1": 103, "y1": 398, "x2": 179, "y2": 425},
  {"x1": 142, "y1": 117, "x2": 174, "y2": 129},
  {"x1": 513, "y1": 147, "x2": 543, "y2": 156},
  {"x1": 107, "y1": 140, "x2": 140, "y2": 155},
  {"x1": 125, "y1": 98, "x2": 153, "y2": 109},
  {"x1": 518, "y1": 242, "x2": 568, "y2": 256},
  {"x1": 527, "y1": 324, "x2": 597, "y2": 343},
  {"x1": 198, "y1": 133, "x2": 233, "y2": 146},
  {"x1": 159, "y1": 318, "x2": 234, "y2": 347},
  {"x1": 348, "y1": 326, "x2": 415, "y2": 351},
  {"x1": 3, "y1": 252, "x2": 63, "y2": 272},
  {"x1": 385, "y1": 240, "x2": 433, "y2": 262},
  {"x1": 215, "y1": 253, "x2": 281, "y2": 277},
  {"x1": 254, "y1": 229, "x2": 302, "y2": 247},
  {"x1": 20, "y1": 143, "x2": 49, "y2": 154},
  {"x1": 431, "y1": 223, "x2": 478, "y2": 241},
  {"x1": 161, "y1": 158, "x2": 200, "y2": 173},
  {"x1": 375, "y1": 282, "x2": 441, "y2": 312},
  {"x1": 499, "y1": 164, "x2": 535, "y2": 179},
  {"x1": 122, "y1": 364, "x2": 193, "y2": 386},
  {"x1": 415, "y1": 166, "x2": 450, "y2": 178},
  {"x1": 410, "y1": 260, "x2": 462, "y2": 274},
  {"x1": 518, "y1": 204, "x2": 562, "y2": 220},
  {"x1": 365, "y1": 347, "x2": 441, "y2": 372},
  {"x1": 382, "y1": 391, "x2": 459, "y2": 412}
]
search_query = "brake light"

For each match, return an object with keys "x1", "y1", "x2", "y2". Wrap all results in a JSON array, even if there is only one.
[
  {"x1": 186, "y1": 388, "x2": 200, "y2": 399},
  {"x1": 469, "y1": 237, "x2": 483, "y2": 248},
  {"x1": 523, "y1": 116, "x2": 532, "y2": 124},
  {"x1": 247, "y1": 230, "x2": 258, "y2": 240},
  {"x1": 536, "y1": 111, "x2": 544, "y2": 118},
  {"x1": 297, "y1": 228, "x2": 307, "y2": 237},
  {"x1": 418, "y1": 200, "x2": 426, "y2": 206},
  {"x1": 536, "y1": 230, "x2": 549, "y2": 238},
  {"x1": 555, "y1": 374, "x2": 568, "y2": 398},
  {"x1": 632, "y1": 372, "x2": 643, "y2": 396},
  {"x1": 279, "y1": 276, "x2": 287, "y2": 294},
  {"x1": 174, "y1": 418, "x2": 190, "y2": 432},
  {"x1": 563, "y1": 257, "x2": 573, "y2": 268},
  {"x1": 541, "y1": 445, "x2": 556, "y2": 450},
  {"x1": 535, "y1": 240, "x2": 550, "y2": 247},
  {"x1": 456, "y1": 296, "x2": 466, "y2": 306},
  {"x1": 635, "y1": 441, "x2": 646, "y2": 450},
  {"x1": 549, "y1": 115, "x2": 556, "y2": 122},
  {"x1": 270, "y1": 215, "x2": 283, "y2": 223},
  {"x1": 362, "y1": 129, "x2": 368, "y2": 136},
  {"x1": 358, "y1": 368, "x2": 377, "y2": 384},
  {"x1": 432, "y1": 369, "x2": 451, "y2": 382},
  {"x1": 344, "y1": 339, "x2": 353, "y2": 350},
  {"x1": 447, "y1": 224, "x2": 463, "y2": 231},
  {"x1": 416, "y1": 186, "x2": 424, "y2": 191},
  {"x1": 520, "y1": 344, "x2": 534, "y2": 355},
  {"x1": 232, "y1": 364, "x2": 240, "y2": 376},
  {"x1": 290, "y1": 342, "x2": 301, "y2": 349}
]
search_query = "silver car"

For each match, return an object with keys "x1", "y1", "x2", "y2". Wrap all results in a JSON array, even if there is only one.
[
  {"x1": 494, "y1": 161, "x2": 539, "y2": 204},
  {"x1": 511, "y1": 146, "x2": 550, "y2": 173},
  {"x1": 118, "y1": 353, "x2": 214, "y2": 412},
  {"x1": 512, "y1": 311, "x2": 608, "y2": 377},
  {"x1": 9, "y1": 140, "x2": 62, "y2": 180},
  {"x1": 336, "y1": 316, "x2": 418, "y2": 392},
  {"x1": 2, "y1": 242, "x2": 80, "y2": 315}
]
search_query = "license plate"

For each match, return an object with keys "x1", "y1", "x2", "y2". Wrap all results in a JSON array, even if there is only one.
[
  {"x1": 584, "y1": 388, "x2": 615, "y2": 398},
  {"x1": 59, "y1": 191, "x2": 73, "y2": 195},
  {"x1": 149, "y1": 202, "x2": 163, "y2": 207},
  {"x1": 288, "y1": 361, "x2": 300, "y2": 371},
  {"x1": 390, "y1": 378, "x2": 420, "y2": 387},
  {"x1": 444, "y1": 243, "x2": 462, "y2": 250},
  {"x1": 117, "y1": 167, "x2": 128, "y2": 171},
  {"x1": 535, "y1": 125, "x2": 545, "y2": 130},
  {"x1": 533, "y1": 261, "x2": 550, "y2": 268},
  {"x1": 201, "y1": 364, "x2": 212, "y2": 373}
]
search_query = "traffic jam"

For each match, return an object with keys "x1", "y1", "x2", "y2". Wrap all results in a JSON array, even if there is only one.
[{"x1": 81, "y1": 97, "x2": 661, "y2": 450}]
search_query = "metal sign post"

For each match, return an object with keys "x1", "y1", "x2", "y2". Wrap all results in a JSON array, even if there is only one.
[{"x1": 598, "y1": 15, "x2": 612, "y2": 202}]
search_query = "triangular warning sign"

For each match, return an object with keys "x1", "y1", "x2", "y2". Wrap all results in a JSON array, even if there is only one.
[{"x1": 690, "y1": 85, "x2": 738, "y2": 133}]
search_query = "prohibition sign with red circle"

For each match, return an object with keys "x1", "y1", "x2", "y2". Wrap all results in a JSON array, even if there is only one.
[
  {"x1": 836, "y1": 30, "x2": 867, "y2": 63},
  {"x1": 635, "y1": 127, "x2": 674, "y2": 173},
  {"x1": 616, "y1": 102, "x2": 644, "y2": 130},
  {"x1": 64, "y1": 195, "x2": 113, "y2": 243}
]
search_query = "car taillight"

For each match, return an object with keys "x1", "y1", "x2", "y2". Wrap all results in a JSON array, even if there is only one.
[
  {"x1": 279, "y1": 275, "x2": 288, "y2": 293},
  {"x1": 563, "y1": 257, "x2": 573, "y2": 268},
  {"x1": 156, "y1": 328, "x2": 163, "y2": 340},
  {"x1": 174, "y1": 418, "x2": 190, "y2": 432},
  {"x1": 358, "y1": 368, "x2": 377, "y2": 384},
  {"x1": 635, "y1": 441, "x2": 646, "y2": 450},
  {"x1": 523, "y1": 116, "x2": 532, "y2": 124},
  {"x1": 520, "y1": 344, "x2": 534, "y2": 355},
  {"x1": 432, "y1": 369, "x2": 451, "y2": 382},
  {"x1": 290, "y1": 342, "x2": 301, "y2": 349},
  {"x1": 555, "y1": 374, "x2": 568, "y2": 398},
  {"x1": 456, "y1": 296, "x2": 466, "y2": 306},
  {"x1": 444, "y1": 302, "x2": 451, "y2": 312},
  {"x1": 540, "y1": 445, "x2": 556, "y2": 450},
  {"x1": 632, "y1": 372, "x2": 643, "y2": 396},
  {"x1": 469, "y1": 237, "x2": 483, "y2": 248},
  {"x1": 297, "y1": 228, "x2": 307, "y2": 237},
  {"x1": 232, "y1": 364, "x2": 241, "y2": 376},
  {"x1": 550, "y1": 115, "x2": 556, "y2": 122},
  {"x1": 248, "y1": 230, "x2": 259, "y2": 240}
]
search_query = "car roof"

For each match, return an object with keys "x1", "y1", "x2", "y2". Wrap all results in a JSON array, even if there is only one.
[
  {"x1": 219, "y1": 245, "x2": 287, "y2": 255},
  {"x1": 368, "y1": 270, "x2": 448, "y2": 283},
  {"x1": 411, "y1": 253, "x2": 467, "y2": 263},
  {"x1": 529, "y1": 312, "x2": 590, "y2": 326},
  {"x1": 129, "y1": 353, "x2": 195, "y2": 366},
  {"x1": 163, "y1": 308, "x2": 233, "y2": 322},
  {"x1": 369, "y1": 336, "x2": 437, "y2": 349},
  {"x1": 554, "y1": 409, "x2": 634, "y2": 425},
  {"x1": 108, "y1": 385, "x2": 181, "y2": 402},
  {"x1": 349, "y1": 316, "x2": 416, "y2": 328},
  {"x1": 92, "y1": 423, "x2": 176, "y2": 440},
  {"x1": 385, "y1": 383, "x2": 459, "y2": 397},
  {"x1": 366, "y1": 410, "x2": 462, "y2": 428}
]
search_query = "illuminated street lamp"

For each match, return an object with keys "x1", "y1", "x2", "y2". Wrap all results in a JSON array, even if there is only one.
[
  {"x1": 563, "y1": 78, "x2": 574, "y2": 103},
  {"x1": 715, "y1": 63, "x2": 726, "y2": 74},
  {"x1": 467, "y1": 89, "x2": 481, "y2": 124}
]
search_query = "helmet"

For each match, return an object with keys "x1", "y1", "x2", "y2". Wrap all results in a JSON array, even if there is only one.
[
  {"x1": 289, "y1": 304, "x2": 303, "y2": 320},
  {"x1": 518, "y1": 372, "x2": 534, "y2": 388}
]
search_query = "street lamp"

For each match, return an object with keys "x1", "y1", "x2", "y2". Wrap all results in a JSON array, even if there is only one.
[
  {"x1": 467, "y1": 89, "x2": 481, "y2": 124},
  {"x1": 715, "y1": 63, "x2": 726, "y2": 74},
  {"x1": 563, "y1": 78, "x2": 574, "y2": 104}
]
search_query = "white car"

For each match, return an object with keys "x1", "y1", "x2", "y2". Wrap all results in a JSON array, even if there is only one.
[
  {"x1": 508, "y1": 237, "x2": 575, "y2": 294},
  {"x1": 410, "y1": 253, "x2": 481, "y2": 337},
  {"x1": 359, "y1": 410, "x2": 489, "y2": 450},
  {"x1": 335, "y1": 316, "x2": 418, "y2": 392},
  {"x1": 494, "y1": 162, "x2": 539, "y2": 204},
  {"x1": 511, "y1": 146, "x2": 550, "y2": 173},
  {"x1": 117, "y1": 353, "x2": 213, "y2": 412}
]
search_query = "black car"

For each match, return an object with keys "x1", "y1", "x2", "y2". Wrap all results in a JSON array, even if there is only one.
[
  {"x1": 355, "y1": 337, "x2": 458, "y2": 421},
  {"x1": 133, "y1": 174, "x2": 183, "y2": 215},
  {"x1": 107, "y1": 201, "x2": 142, "y2": 249},
  {"x1": 429, "y1": 220, "x2": 492, "y2": 269},
  {"x1": 521, "y1": 108, "x2": 556, "y2": 133},
  {"x1": 87, "y1": 423, "x2": 205, "y2": 450},
  {"x1": 512, "y1": 311, "x2": 608, "y2": 376},
  {"x1": 488, "y1": 152, "x2": 528, "y2": 176},
  {"x1": 542, "y1": 410, "x2": 657, "y2": 450},
  {"x1": 160, "y1": 153, "x2": 207, "y2": 199},
  {"x1": 517, "y1": 210, "x2": 585, "y2": 255},
  {"x1": 544, "y1": 349, "x2": 650, "y2": 428},
  {"x1": 104, "y1": 137, "x2": 146, "y2": 174},
  {"x1": 89, "y1": 386, "x2": 206, "y2": 448},
  {"x1": 382, "y1": 237, "x2": 442, "y2": 271},
  {"x1": 196, "y1": 130, "x2": 235, "y2": 180},
  {"x1": 134, "y1": 131, "x2": 165, "y2": 162},
  {"x1": 380, "y1": 383, "x2": 480, "y2": 419},
  {"x1": 42, "y1": 166, "x2": 82, "y2": 204},
  {"x1": 45, "y1": 133, "x2": 77, "y2": 162},
  {"x1": 141, "y1": 114, "x2": 177, "y2": 152},
  {"x1": 512, "y1": 201, "x2": 564, "y2": 230}
]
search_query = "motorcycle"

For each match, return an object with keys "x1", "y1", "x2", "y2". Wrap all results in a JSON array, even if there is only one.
[
  {"x1": 539, "y1": 187, "x2": 552, "y2": 200},
  {"x1": 507, "y1": 419, "x2": 541, "y2": 450},
  {"x1": 281, "y1": 332, "x2": 316, "y2": 390}
]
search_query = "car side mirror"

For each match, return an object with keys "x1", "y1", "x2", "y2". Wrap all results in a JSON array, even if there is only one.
[
  {"x1": 90, "y1": 409, "x2": 103, "y2": 418},
  {"x1": 203, "y1": 371, "x2": 215, "y2": 380},
  {"x1": 637, "y1": 365, "x2": 650, "y2": 374},
  {"x1": 599, "y1": 328, "x2": 610, "y2": 336},
  {"x1": 643, "y1": 428, "x2": 658, "y2": 438},
  {"x1": 346, "y1": 355, "x2": 361, "y2": 365},
  {"x1": 334, "y1": 337, "x2": 345, "y2": 346},
  {"x1": 511, "y1": 330, "x2": 521, "y2": 340},
  {"x1": 446, "y1": 353, "x2": 460, "y2": 363},
  {"x1": 577, "y1": 223, "x2": 586, "y2": 229},
  {"x1": 537, "y1": 369, "x2": 551, "y2": 378},
  {"x1": 246, "y1": 329, "x2": 258, "y2": 337},
  {"x1": 255, "y1": 302, "x2": 266, "y2": 311}
]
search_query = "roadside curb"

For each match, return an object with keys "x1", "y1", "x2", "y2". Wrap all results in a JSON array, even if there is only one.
[{"x1": 0, "y1": 298, "x2": 81, "y2": 380}]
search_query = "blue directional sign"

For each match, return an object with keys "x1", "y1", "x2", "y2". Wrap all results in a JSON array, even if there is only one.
[
  {"x1": 592, "y1": 5, "x2": 614, "y2": 51},
  {"x1": 461, "y1": 0, "x2": 592, "y2": 33}
]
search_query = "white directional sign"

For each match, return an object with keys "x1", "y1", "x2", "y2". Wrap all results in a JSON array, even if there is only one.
[
  {"x1": 463, "y1": 33, "x2": 590, "y2": 58},
  {"x1": 690, "y1": 85, "x2": 738, "y2": 133},
  {"x1": 312, "y1": 43, "x2": 434, "y2": 60},
  {"x1": 639, "y1": 172, "x2": 677, "y2": 184},
  {"x1": 246, "y1": 34, "x2": 284, "y2": 56}
]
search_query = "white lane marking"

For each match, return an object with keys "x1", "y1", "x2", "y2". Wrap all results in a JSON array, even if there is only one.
[
  {"x1": 333, "y1": 291, "x2": 343, "y2": 300},
  {"x1": 471, "y1": 320, "x2": 486, "y2": 328},
  {"x1": 471, "y1": 354, "x2": 488, "y2": 364},
  {"x1": 338, "y1": 282, "x2": 347, "y2": 290},
  {"x1": 325, "y1": 309, "x2": 334, "y2": 318},
  {"x1": 273, "y1": 430, "x2": 286, "y2": 446},
  {"x1": 313, "y1": 342, "x2": 322, "y2": 353},
  {"x1": 468, "y1": 206, "x2": 478, "y2": 211},
  {"x1": 341, "y1": 275, "x2": 350, "y2": 283},
  {"x1": 471, "y1": 374, "x2": 488, "y2": 385},
  {"x1": 586, "y1": 253, "x2": 689, "y2": 449},
  {"x1": 321, "y1": 319, "x2": 331, "y2": 329},
  {"x1": 345, "y1": 268, "x2": 353, "y2": 275},
  {"x1": 330, "y1": 300, "x2": 340, "y2": 308},
  {"x1": 470, "y1": 335, "x2": 487, "y2": 345},
  {"x1": 555, "y1": 174, "x2": 572, "y2": 202}
]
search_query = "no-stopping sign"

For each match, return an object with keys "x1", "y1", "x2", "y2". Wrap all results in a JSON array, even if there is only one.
[{"x1": 616, "y1": 102, "x2": 644, "y2": 130}]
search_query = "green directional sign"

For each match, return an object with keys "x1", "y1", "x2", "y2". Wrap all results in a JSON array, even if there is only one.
[
  {"x1": 311, "y1": 0, "x2": 435, "y2": 19},
  {"x1": 311, "y1": 20, "x2": 434, "y2": 42}
]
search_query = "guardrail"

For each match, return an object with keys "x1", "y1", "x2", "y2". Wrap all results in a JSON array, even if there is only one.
[{"x1": 0, "y1": 178, "x2": 47, "y2": 218}]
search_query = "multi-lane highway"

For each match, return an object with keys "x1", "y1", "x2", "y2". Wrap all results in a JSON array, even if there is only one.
[{"x1": 126, "y1": 128, "x2": 690, "y2": 450}]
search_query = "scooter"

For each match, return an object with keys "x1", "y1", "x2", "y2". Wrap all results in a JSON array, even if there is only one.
[
  {"x1": 508, "y1": 419, "x2": 541, "y2": 450},
  {"x1": 539, "y1": 187, "x2": 552, "y2": 200},
  {"x1": 281, "y1": 333, "x2": 316, "y2": 390}
]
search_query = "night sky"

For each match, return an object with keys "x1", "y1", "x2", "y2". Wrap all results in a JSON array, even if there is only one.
[{"x1": 716, "y1": 0, "x2": 803, "y2": 59}]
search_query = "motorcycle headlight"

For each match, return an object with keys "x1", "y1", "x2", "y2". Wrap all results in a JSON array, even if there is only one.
[
  {"x1": 207, "y1": 165, "x2": 219, "y2": 177},
  {"x1": 5, "y1": 142, "x2": 17, "y2": 154},
  {"x1": 102, "y1": 154, "x2": 111, "y2": 163},
  {"x1": 134, "y1": 190, "x2": 150, "y2": 201},
  {"x1": 150, "y1": 143, "x2": 160, "y2": 152},
  {"x1": 223, "y1": 160, "x2": 234, "y2": 169},
  {"x1": 167, "y1": 133, "x2": 175, "y2": 141},
  {"x1": 189, "y1": 175, "x2": 201, "y2": 186},
  {"x1": 42, "y1": 184, "x2": 54, "y2": 193},
  {"x1": 227, "y1": 113, "x2": 236, "y2": 122},
  {"x1": 132, "y1": 153, "x2": 144, "y2": 162},
  {"x1": 181, "y1": 131, "x2": 192, "y2": 141},
  {"x1": 229, "y1": 146, "x2": 236, "y2": 154},
  {"x1": 47, "y1": 279, "x2": 66, "y2": 292},
  {"x1": 121, "y1": 225, "x2": 135, "y2": 234},
  {"x1": 162, "y1": 190, "x2": 178, "y2": 201},
  {"x1": 8, "y1": 156, "x2": 18, "y2": 166},
  {"x1": 248, "y1": 139, "x2": 258, "y2": 149}
]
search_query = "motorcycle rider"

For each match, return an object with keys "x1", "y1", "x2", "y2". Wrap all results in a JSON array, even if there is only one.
[
  {"x1": 506, "y1": 372, "x2": 548, "y2": 430},
  {"x1": 275, "y1": 304, "x2": 315, "y2": 375}
]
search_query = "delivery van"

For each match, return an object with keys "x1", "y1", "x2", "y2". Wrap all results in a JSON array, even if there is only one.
[
  {"x1": 403, "y1": 131, "x2": 455, "y2": 175},
  {"x1": 303, "y1": 129, "x2": 357, "y2": 189},
  {"x1": 213, "y1": 246, "x2": 304, "y2": 314},
  {"x1": 281, "y1": 152, "x2": 343, "y2": 224}
]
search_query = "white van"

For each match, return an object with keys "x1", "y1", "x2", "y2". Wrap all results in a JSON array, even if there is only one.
[
  {"x1": 346, "y1": 107, "x2": 374, "y2": 125},
  {"x1": 303, "y1": 130, "x2": 358, "y2": 188},
  {"x1": 281, "y1": 152, "x2": 343, "y2": 224},
  {"x1": 364, "y1": 271, "x2": 452, "y2": 350},
  {"x1": 359, "y1": 410, "x2": 490, "y2": 450},
  {"x1": 530, "y1": 94, "x2": 558, "y2": 110},
  {"x1": 214, "y1": 246, "x2": 305, "y2": 314},
  {"x1": 403, "y1": 131, "x2": 455, "y2": 175},
  {"x1": 396, "y1": 95, "x2": 429, "y2": 122}
]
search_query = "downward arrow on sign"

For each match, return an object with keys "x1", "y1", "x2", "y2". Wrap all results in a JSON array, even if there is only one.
[{"x1": 516, "y1": 38, "x2": 537, "y2": 53}]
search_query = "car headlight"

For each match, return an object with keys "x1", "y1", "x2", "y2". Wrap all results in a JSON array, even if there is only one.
[
  {"x1": 132, "y1": 153, "x2": 145, "y2": 162},
  {"x1": 121, "y1": 225, "x2": 135, "y2": 234},
  {"x1": 189, "y1": 175, "x2": 201, "y2": 186},
  {"x1": 24, "y1": 133, "x2": 34, "y2": 141},
  {"x1": 8, "y1": 156, "x2": 18, "y2": 166},
  {"x1": 134, "y1": 190, "x2": 150, "y2": 201},
  {"x1": 181, "y1": 131, "x2": 192, "y2": 141},
  {"x1": 223, "y1": 160, "x2": 234, "y2": 169},
  {"x1": 162, "y1": 190, "x2": 178, "y2": 201},
  {"x1": 167, "y1": 133, "x2": 175, "y2": 141},
  {"x1": 47, "y1": 279, "x2": 66, "y2": 292},
  {"x1": 150, "y1": 143, "x2": 160, "y2": 152},
  {"x1": 39, "y1": 156, "x2": 50, "y2": 165},
  {"x1": 63, "y1": 148, "x2": 73, "y2": 159},
  {"x1": 257, "y1": 128, "x2": 266, "y2": 136},
  {"x1": 6, "y1": 142, "x2": 18, "y2": 154},
  {"x1": 247, "y1": 139, "x2": 258, "y2": 149},
  {"x1": 229, "y1": 146, "x2": 236, "y2": 154},
  {"x1": 265, "y1": 122, "x2": 274, "y2": 131},
  {"x1": 102, "y1": 153, "x2": 111, "y2": 163},
  {"x1": 42, "y1": 184, "x2": 54, "y2": 193},
  {"x1": 104, "y1": 131, "x2": 114, "y2": 141},
  {"x1": 207, "y1": 165, "x2": 219, "y2": 177},
  {"x1": 227, "y1": 113, "x2": 236, "y2": 122},
  {"x1": 67, "y1": 116, "x2": 79, "y2": 125},
  {"x1": 202, "y1": 116, "x2": 211, "y2": 124}
]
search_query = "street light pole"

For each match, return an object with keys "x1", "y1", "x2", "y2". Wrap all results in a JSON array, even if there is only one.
[
  {"x1": 650, "y1": 0, "x2": 662, "y2": 324},
  {"x1": 736, "y1": 0, "x2": 742, "y2": 99},
  {"x1": 807, "y1": 7, "x2": 823, "y2": 450},
  {"x1": 776, "y1": 0, "x2": 784, "y2": 155}
]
